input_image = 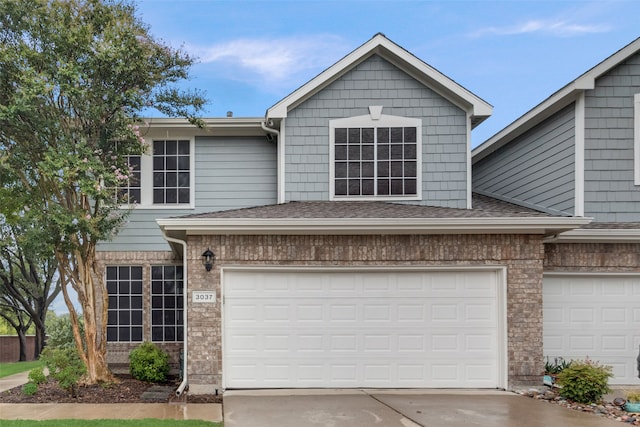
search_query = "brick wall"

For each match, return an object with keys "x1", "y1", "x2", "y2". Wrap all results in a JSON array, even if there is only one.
[
  {"x1": 544, "y1": 242, "x2": 640, "y2": 271},
  {"x1": 0, "y1": 336, "x2": 38, "y2": 363},
  {"x1": 186, "y1": 233, "x2": 546, "y2": 392}
]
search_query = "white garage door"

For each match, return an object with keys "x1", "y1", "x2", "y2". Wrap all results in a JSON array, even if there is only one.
[
  {"x1": 543, "y1": 274, "x2": 640, "y2": 385},
  {"x1": 223, "y1": 268, "x2": 505, "y2": 389}
]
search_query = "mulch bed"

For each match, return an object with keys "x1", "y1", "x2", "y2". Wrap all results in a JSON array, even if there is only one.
[{"x1": 0, "y1": 374, "x2": 222, "y2": 404}]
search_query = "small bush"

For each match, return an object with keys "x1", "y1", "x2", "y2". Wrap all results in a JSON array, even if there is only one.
[
  {"x1": 22, "y1": 382, "x2": 38, "y2": 396},
  {"x1": 556, "y1": 359, "x2": 612, "y2": 404},
  {"x1": 28, "y1": 367, "x2": 47, "y2": 385},
  {"x1": 40, "y1": 347, "x2": 86, "y2": 397},
  {"x1": 129, "y1": 342, "x2": 170, "y2": 383}
]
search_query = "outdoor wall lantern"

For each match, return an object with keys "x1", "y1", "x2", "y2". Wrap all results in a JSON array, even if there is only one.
[{"x1": 201, "y1": 248, "x2": 215, "y2": 272}]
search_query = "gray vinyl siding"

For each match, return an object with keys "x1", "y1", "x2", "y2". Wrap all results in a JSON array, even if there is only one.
[
  {"x1": 284, "y1": 55, "x2": 469, "y2": 209},
  {"x1": 473, "y1": 105, "x2": 576, "y2": 215},
  {"x1": 584, "y1": 52, "x2": 640, "y2": 222},
  {"x1": 98, "y1": 136, "x2": 277, "y2": 251}
]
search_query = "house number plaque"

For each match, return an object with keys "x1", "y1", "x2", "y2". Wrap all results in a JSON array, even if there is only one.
[{"x1": 192, "y1": 291, "x2": 216, "y2": 303}]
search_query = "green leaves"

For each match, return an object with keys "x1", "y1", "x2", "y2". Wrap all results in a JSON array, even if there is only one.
[
  {"x1": 0, "y1": 0, "x2": 205, "y2": 253},
  {"x1": 556, "y1": 359, "x2": 613, "y2": 404}
]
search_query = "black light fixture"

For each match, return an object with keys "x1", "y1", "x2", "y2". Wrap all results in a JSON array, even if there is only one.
[{"x1": 201, "y1": 248, "x2": 215, "y2": 272}]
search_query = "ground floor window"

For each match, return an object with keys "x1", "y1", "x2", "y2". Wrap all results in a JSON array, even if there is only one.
[
  {"x1": 106, "y1": 266, "x2": 143, "y2": 342},
  {"x1": 151, "y1": 265, "x2": 184, "y2": 342}
]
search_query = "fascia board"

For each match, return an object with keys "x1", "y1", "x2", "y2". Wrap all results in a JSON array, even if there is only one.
[
  {"x1": 157, "y1": 216, "x2": 591, "y2": 236},
  {"x1": 143, "y1": 117, "x2": 266, "y2": 137},
  {"x1": 267, "y1": 34, "x2": 492, "y2": 121},
  {"x1": 472, "y1": 84, "x2": 580, "y2": 163},
  {"x1": 550, "y1": 228, "x2": 640, "y2": 243}
]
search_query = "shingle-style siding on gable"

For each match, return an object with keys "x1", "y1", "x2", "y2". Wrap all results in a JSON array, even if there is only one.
[
  {"x1": 473, "y1": 104, "x2": 576, "y2": 215},
  {"x1": 284, "y1": 55, "x2": 469, "y2": 209},
  {"x1": 98, "y1": 136, "x2": 277, "y2": 251},
  {"x1": 584, "y1": 52, "x2": 640, "y2": 222}
]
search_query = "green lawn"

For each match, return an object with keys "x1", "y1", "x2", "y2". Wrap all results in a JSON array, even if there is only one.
[
  {"x1": 0, "y1": 421, "x2": 220, "y2": 427},
  {"x1": 0, "y1": 360, "x2": 44, "y2": 378}
]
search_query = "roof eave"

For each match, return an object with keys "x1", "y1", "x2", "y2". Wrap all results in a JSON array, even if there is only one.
[
  {"x1": 547, "y1": 228, "x2": 640, "y2": 243},
  {"x1": 158, "y1": 216, "x2": 591, "y2": 237},
  {"x1": 142, "y1": 117, "x2": 267, "y2": 137}
]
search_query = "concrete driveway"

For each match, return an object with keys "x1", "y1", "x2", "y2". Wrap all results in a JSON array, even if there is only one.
[{"x1": 223, "y1": 389, "x2": 621, "y2": 427}]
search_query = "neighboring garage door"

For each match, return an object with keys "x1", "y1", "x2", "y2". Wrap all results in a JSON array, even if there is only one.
[
  {"x1": 223, "y1": 268, "x2": 505, "y2": 389},
  {"x1": 543, "y1": 274, "x2": 640, "y2": 385}
]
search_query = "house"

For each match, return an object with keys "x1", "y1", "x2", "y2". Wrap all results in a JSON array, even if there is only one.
[
  {"x1": 473, "y1": 37, "x2": 640, "y2": 386},
  {"x1": 97, "y1": 33, "x2": 638, "y2": 395}
]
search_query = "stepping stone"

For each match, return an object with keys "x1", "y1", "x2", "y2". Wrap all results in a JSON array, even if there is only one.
[{"x1": 141, "y1": 385, "x2": 174, "y2": 401}]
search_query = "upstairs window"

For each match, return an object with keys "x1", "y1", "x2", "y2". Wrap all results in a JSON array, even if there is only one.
[
  {"x1": 115, "y1": 138, "x2": 194, "y2": 208},
  {"x1": 117, "y1": 155, "x2": 141, "y2": 204},
  {"x1": 153, "y1": 140, "x2": 191, "y2": 204},
  {"x1": 330, "y1": 107, "x2": 422, "y2": 200}
]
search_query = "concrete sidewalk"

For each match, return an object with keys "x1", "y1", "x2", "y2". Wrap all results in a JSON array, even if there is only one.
[
  {"x1": 0, "y1": 371, "x2": 29, "y2": 393},
  {"x1": 0, "y1": 372, "x2": 222, "y2": 422}
]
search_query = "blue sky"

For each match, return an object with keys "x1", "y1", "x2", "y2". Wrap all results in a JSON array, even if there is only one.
[{"x1": 135, "y1": 0, "x2": 640, "y2": 146}]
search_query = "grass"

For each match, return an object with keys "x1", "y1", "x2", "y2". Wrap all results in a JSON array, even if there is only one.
[
  {"x1": 0, "y1": 421, "x2": 221, "y2": 427},
  {"x1": 0, "y1": 360, "x2": 44, "y2": 378}
]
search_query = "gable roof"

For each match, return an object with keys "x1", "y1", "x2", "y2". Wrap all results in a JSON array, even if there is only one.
[
  {"x1": 473, "y1": 36, "x2": 640, "y2": 162},
  {"x1": 266, "y1": 33, "x2": 492, "y2": 128}
]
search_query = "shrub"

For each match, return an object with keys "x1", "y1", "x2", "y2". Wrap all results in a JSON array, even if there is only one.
[
  {"x1": 40, "y1": 347, "x2": 86, "y2": 397},
  {"x1": 556, "y1": 359, "x2": 613, "y2": 404},
  {"x1": 22, "y1": 382, "x2": 38, "y2": 396},
  {"x1": 28, "y1": 367, "x2": 47, "y2": 385},
  {"x1": 129, "y1": 342, "x2": 170, "y2": 383}
]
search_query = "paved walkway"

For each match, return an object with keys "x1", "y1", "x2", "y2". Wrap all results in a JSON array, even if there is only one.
[{"x1": 0, "y1": 372, "x2": 222, "y2": 422}]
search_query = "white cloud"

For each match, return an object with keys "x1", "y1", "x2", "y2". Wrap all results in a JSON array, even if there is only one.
[
  {"x1": 470, "y1": 19, "x2": 610, "y2": 38},
  {"x1": 186, "y1": 35, "x2": 348, "y2": 88}
]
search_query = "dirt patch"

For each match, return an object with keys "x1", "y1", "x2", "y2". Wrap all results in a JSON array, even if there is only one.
[{"x1": 0, "y1": 374, "x2": 221, "y2": 404}]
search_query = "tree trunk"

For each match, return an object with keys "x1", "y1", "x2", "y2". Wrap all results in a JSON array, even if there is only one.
[
  {"x1": 17, "y1": 328, "x2": 27, "y2": 362},
  {"x1": 59, "y1": 247, "x2": 114, "y2": 384},
  {"x1": 34, "y1": 323, "x2": 46, "y2": 359}
]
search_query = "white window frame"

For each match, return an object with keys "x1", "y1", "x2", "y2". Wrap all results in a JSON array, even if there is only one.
[
  {"x1": 120, "y1": 137, "x2": 195, "y2": 209},
  {"x1": 329, "y1": 108, "x2": 422, "y2": 201},
  {"x1": 634, "y1": 93, "x2": 640, "y2": 186}
]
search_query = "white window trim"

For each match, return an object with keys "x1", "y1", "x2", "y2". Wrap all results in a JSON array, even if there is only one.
[
  {"x1": 634, "y1": 93, "x2": 640, "y2": 186},
  {"x1": 329, "y1": 108, "x2": 422, "y2": 201},
  {"x1": 120, "y1": 137, "x2": 196, "y2": 209}
]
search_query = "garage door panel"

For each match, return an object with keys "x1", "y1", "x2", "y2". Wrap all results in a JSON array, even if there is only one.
[
  {"x1": 544, "y1": 275, "x2": 640, "y2": 385},
  {"x1": 224, "y1": 269, "x2": 502, "y2": 388}
]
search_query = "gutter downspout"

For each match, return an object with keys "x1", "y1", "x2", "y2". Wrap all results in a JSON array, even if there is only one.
[
  {"x1": 161, "y1": 229, "x2": 189, "y2": 396},
  {"x1": 261, "y1": 120, "x2": 283, "y2": 203}
]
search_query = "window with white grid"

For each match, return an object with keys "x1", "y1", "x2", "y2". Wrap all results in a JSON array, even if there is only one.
[
  {"x1": 330, "y1": 110, "x2": 421, "y2": 200},
  {"x1": 153, "y1": 139, "x2": 191, "y2": 204}
]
